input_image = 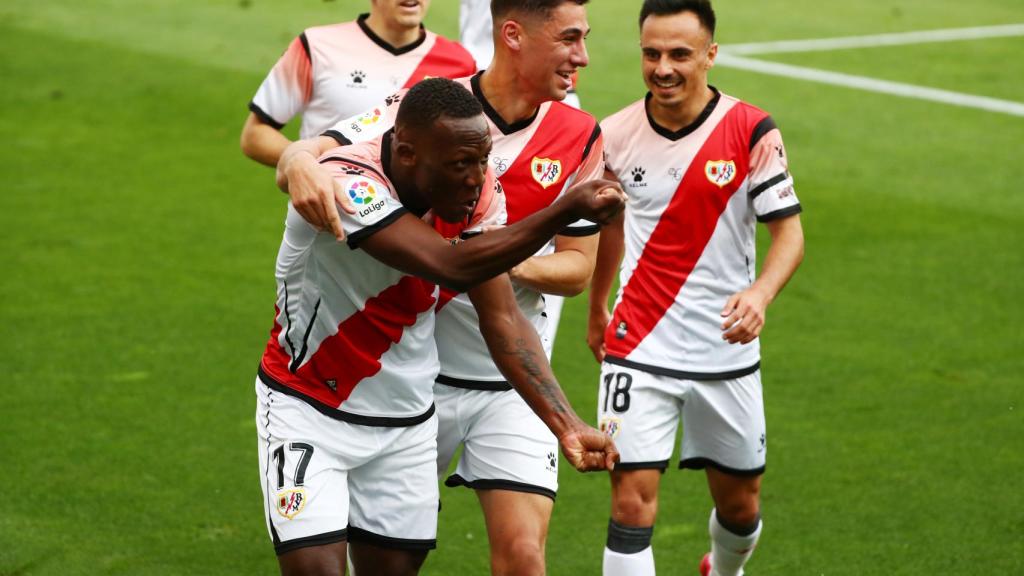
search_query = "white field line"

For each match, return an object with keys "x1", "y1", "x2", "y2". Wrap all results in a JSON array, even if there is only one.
[
  {"x1": 722, "y1": 23, "x2": 1024, "y2": 55},
  {"x1": 714, "y1": 53, "x2": 1024, "y2": 117}
]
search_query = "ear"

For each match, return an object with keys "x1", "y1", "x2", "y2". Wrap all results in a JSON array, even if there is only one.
[
  {"x1": 395, "y1": 139, "x2": 417, "y2": 167},
  {"x1": 706, "y1": 42, "x2": 718, "y2": 70},
  {"x1": 498, "y1": 20, "x2": 524, "y2": 52}
]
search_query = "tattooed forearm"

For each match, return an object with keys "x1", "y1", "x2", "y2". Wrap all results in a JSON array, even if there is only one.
[{"x1": 496, "y1": 336, "x2": 568, "y2": 414}]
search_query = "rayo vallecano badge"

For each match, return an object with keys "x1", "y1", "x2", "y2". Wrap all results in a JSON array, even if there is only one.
[
  {"x1": 704, "y1": 160, "x2": 736, "y2": 188},
  {"x1": 531, "y1": 157, "x2": 563, "y2": 189},
  {"x1": 276, "y1": 488, "x2": 307, "y2": 519}
]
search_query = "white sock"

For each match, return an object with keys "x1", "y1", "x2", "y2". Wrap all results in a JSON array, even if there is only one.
[
  {"x1": 603, "y1": 546, "x2": 655, "y2": 576},
  {"x1": 708, "y1": 508, "x2": 761, "y2": 576}
]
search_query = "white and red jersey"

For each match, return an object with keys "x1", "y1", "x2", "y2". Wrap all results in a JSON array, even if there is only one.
[
  {"x1": 249, "y1": 14, "x2": 476, "y2": 140},
  {"x1": 323, "y1": 73, "x2": 604, "y2": 387},
  {"x1": 601, "y1": 89, "x2": 802, "y2": 379},
  {"x1": 258, "y1": 132, "x2": 505, "y2": 425}
]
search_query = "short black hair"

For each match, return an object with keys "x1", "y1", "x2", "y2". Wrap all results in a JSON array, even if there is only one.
[
  {"x1": 639, "y1": 0, "x2": 716, "y2": 38},
  {"x1": 491, "y1": 0, "x2": 589, "y2": 22},
  {"x1": 395, "y1": 77, "x2": 483, "y2": 132}
]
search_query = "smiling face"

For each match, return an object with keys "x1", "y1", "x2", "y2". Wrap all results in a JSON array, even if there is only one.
[
  {"x1": 514, "y1": 2, "x2": 590, "y2": 102},
  {"x1": 640, "y1": 10, "x2": 717, "y2": 111},
  {"x1": 371, "y1": 0, "x2": 431, "y2": 30},
  {"x1": 409, "y1": 114, "x2": 493, "y2": 223}
]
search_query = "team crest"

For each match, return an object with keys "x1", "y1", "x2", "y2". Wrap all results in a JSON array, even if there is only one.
[
  {"x1": 705, "y1": 160, "x2": 736, "y2": 188},
  {"x1": 276, "y1": 488, "x2": 307, "y2": 519},
  {"x1": 599, "y1": 416, "x2": 622, "y2": 439},
  {"x1": 531, "y1": 157, "x2": 563, "y2": 189},
  {"x1": 347, "y1": 177, "x2": 378, "y2": 205}
]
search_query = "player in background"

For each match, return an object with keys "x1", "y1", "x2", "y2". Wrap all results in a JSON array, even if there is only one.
[
  {"x1": 275, "y1": 2, "x2": 603, "y2": 573},
  {"x1": 258, "y1": 78, "x2": 621, "y2": 576},
  {"x1": 240, "y1": 0, "x2": 476, "y2": 167},
  {"x1": 587, "y1": 1, "x2": 804, "y2": 575},
  {"x1": 457, "y1": 0, "x2": 580, "y2": 352}
]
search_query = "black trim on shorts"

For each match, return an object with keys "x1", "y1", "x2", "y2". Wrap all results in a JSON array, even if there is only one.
[
  {"x1": 262, "y1": 389, "x2": 284, "y2": 548},
  {"x1": 749, "y1": 172, "x2": 789, "y2": 200},
  {"x1": 345, "y1": 207, "x2": 409, "y2": 249},
  {"x1": 258, "y1": 366, "x2": 436, "y2": 427},
  {"x1": 275, "y1": 528, "x2": 348, "y2": 556},
  {"x1": 645, "y1": 86, "x2": 720, "y2": 141},
  {"x1": 356, "y1": 14, "x2": 426, "y2": 56},
  {"x1": 347, "y1": 526, "x2": 437, "y2": 551},
  {"x1": 749, "y1": 115, "x2": 777, "y2": 151},
  {"x1": 471, "y1": 72, "x2": 538, "y2": 135},
  {"x1": 435, "y1": 374, "x2": 512, "y2": 392},
  {"x1": 444, "y1": 474, "x2": 557, "y2": 501},
  {"x1": 614, "y1": 460, "x2": 670, "y2": 472},
  {"x1": 604, "y1": 356, "x2": 760, "y2": 381},
  {"x1": 581, "y1": 122, "x2": 602, "y2": 164},
  {"x1": 757, "y1": 204, "x2": 803, "y2": 223},
  {"x1": 322, "y1": 130, "x2": 353, "y2": 146},
  {"x1": 558, "y1": 223, "x2": 600, "y2": 237},
  {"x1": 249, "y1": 102, "x2": 284, "y2": 130},
  {"x1": 679, "y1": 457, "x2": 765, "y2": 477}
]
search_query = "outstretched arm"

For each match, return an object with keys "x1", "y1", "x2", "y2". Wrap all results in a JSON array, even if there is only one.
[
  {"x1": 721, "y1": 214, "x2": 804, "y2": 344},
  {"x1": 469, "y1": 275, "x2": 618, "y2": 472},
  {"x1": 359, "y1": 179, "x2": 625, "y2": 293}
]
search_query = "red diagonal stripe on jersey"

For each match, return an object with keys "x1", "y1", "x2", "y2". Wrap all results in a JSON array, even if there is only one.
[
  {"x1": 261, "y1": 276, "x2": 436, "y2": 408},
  {"x1": 604, "y1": 109, "x2": 750, "y2": 358},
  {"x1": 401, "y1": 36, "x2": 477, "y2": 89},
  {"x1": 501, "y1": 105, "x2": 594, "y2": 223}
]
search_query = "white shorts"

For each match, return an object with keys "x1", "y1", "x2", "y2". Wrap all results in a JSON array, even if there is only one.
[
  {"x1": 596, "y1": 363, "x2": 766, "y2": 475},
  {"x1": 435, "y1": 384, "x2": 559, "y2": 499},
  {"x1": 256, "y1": 379, "x2": 439, "y2": 555}
]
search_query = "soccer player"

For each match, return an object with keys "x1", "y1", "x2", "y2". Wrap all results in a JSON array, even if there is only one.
[
  {"x1": 586, "y1": 1, "x2": 805, "y2": 575},
  {"x1": 276, "y1": 2, "x2": 603, "y2": 573},
  {"x1": 240, "y1": 0, "x2": 476, "y2": 167},
  {"x1": 257, "y1": 78, "x2": 621, "y2": 576}
]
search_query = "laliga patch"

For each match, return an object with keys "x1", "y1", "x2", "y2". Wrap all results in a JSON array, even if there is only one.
[
  {"x1": 531, "y1": 157, "x2": 563, "y2": 189},
  {"x1": 599, "y1": 416, "x2": 622, "y2": 439},
  {"x1": 705, "y1": 160, "x2": 736, "y2": 188},
  {"x1": 346, "y1": 177, "x2": 389, "y2": 224},
  {"x1": 356, "y1": 107, "x2": 383, "y2": 126},
  {"x1": 276, "y1": 488, "x2": 307, "y2": 519}
]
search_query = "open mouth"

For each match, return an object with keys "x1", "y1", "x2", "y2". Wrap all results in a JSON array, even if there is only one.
[
  {"x1": 398, "y1": 0, "x2": 420, "y2": 10},
  {"x1": 652, "y1": 77, "x2": 683, "y2": 90}
]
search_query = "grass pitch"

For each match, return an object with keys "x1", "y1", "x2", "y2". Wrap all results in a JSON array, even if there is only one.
[{"x1": 1, "y1": 1, "x2": 1022, "y2": 574}]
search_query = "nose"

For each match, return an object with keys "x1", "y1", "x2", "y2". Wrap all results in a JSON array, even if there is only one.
[
  {"x1": 466, "y1": 161, "x2": 485, "y2": 189},
  {"x1": 572, "y1": 37, "x2": 589, "y2": 68},
  {"x1": 654, "y1": 55, "x2": 673, "y2": 78}
]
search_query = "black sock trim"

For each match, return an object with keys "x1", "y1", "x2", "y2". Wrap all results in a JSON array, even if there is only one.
[
  {"x1": 606, "y1": 519, "x2": 653, "y2": 554},
  {"x1": 715, "y1": 509, "x2": 761, "y2": 537}
]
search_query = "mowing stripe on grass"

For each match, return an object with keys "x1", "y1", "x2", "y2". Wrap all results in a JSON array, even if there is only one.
[
  {"x1": 715, "y1": 53, "x2": 1024, "y2": 117},
  {"x1": 723, "y1": 23, "x2": 1024, "y2": 55}
]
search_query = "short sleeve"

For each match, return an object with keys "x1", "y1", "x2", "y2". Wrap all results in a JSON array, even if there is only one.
[
  {"x1": 321, "y1": 92, "x2": 404, "y2": 146},
  {"x1": 318, "y1": 157, "x2": 407, "y2": 248},
  {"x1": 748, "y1": 122, "x2": 801, "y2": 222},
  {"x1": 250, "y1": 34, "x2": 313, "y2": 129}
]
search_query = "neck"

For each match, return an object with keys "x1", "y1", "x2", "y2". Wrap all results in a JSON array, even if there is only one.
[
  {"x1": 649, "y1": 84, "x2": 715, "y2": 132},
  {"x1": 479, "y1": 57, "x2": 543, "y2": 125},
  {"x1": 364, "y1": 13, "x2": 422, "y2": 48}
]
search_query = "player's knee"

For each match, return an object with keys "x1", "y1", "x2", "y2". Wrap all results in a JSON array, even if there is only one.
[
  {"x1": 611, "y1": 485, "x2": 658, "y2": 525},
  {"x1": 491, "y1": 535, "x2": 545, "y2": 576},
  {"x1": 605, "y1": 518, "x2": 653, "y2": 554},
  {"x1": 715, "y1": 498, "x2": 761, "y2": 531}
]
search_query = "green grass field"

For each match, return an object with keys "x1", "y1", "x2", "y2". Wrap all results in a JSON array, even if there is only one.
[{"x1": 2, "y1": 1, "x2": 1022, "y2": 574}]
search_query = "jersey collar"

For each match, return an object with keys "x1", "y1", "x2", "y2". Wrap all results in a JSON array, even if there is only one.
[
  {"x1": 470, "y1": 72, "x2": 539, "y2": 136},
  {"x1": 645, "y1": 86, "x2": 721, "y2": 141},
  {"x1": 357, "y1": 13, "x2": 427, "y2": 56}
]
